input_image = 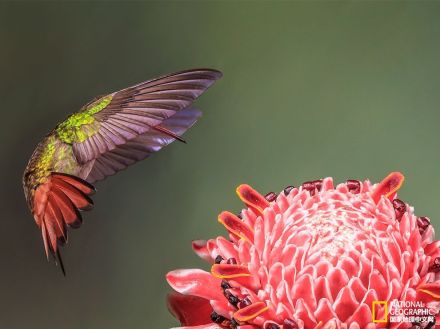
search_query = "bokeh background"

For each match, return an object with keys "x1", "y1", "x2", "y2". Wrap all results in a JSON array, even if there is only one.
[{"x1": 1, "y1": 1, "x2": 440, "y2": 328}]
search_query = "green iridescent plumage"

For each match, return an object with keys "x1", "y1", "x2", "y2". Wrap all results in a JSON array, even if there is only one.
[
  {"x1": 56, "y1": 95, "x2": 112, "y2": 143},
  {"x1": 24, "y1": 135, "x2": 78, "y2": 191},
  {"x1": 38, "y1": 136, "x2": 56, "y2": 173}
]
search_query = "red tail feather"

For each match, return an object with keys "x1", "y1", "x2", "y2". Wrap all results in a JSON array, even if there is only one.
[
  {"x1": 50, "y1": 189, "x2": 81, "y2": 228},
  {"x1": 33, "y1": 173, "x2": 95, "y2": 271}
]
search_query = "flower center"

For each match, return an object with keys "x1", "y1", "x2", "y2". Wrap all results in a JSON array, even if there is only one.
[{"x1": 304, "y1": 207, "x2": 372, "y2": 263}]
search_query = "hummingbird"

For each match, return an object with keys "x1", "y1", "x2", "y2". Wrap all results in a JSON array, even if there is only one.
[{"x1": 23, "y1": 68, "x2": 222, "y2": 274}]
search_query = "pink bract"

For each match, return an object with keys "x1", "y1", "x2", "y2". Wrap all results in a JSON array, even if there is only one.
[{"x1": 166, "y1": 173, "x2": 440, "y2": 329}]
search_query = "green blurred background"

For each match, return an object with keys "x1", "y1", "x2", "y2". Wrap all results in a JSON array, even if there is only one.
[{"x1": 1, "y1": 1, "x2": 440, "y2": 328}]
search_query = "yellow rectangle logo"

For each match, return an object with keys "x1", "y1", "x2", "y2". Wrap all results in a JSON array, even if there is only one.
[{"x1": 372, "y1": 301, "x2": 388, "y2": 323}]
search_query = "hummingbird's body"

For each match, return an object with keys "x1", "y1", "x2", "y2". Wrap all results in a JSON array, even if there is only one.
[
  {"x1": 23, "y1": 69, "x2": 222, "y2": 273},
  {"x1": 23, "y1": 132, "x2": 79, "y2": 208}
]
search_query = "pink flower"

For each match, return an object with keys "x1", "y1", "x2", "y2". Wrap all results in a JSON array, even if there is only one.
[{"x1": 166, "y1": 173, "x2": 440, "y2": 329}]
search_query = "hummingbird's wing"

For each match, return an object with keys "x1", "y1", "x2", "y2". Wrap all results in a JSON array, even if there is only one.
[
  {"x1": 56, "y1": 68, "x2": 222, "y2": 174},
  {"x1": 79, "y1": 106, "x2": 201, "y2": 183}
]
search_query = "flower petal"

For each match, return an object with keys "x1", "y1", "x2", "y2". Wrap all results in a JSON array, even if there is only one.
[
  {"x1": 167, "y1": 269, "x2": 223, "y2": 301},
  {"x1": 416, "y1": 282, "x2": 440, "y2": 301},
  {"x1": 292, "y1": 273, "x2": 317, "y2": 310},
  {"x1": 425, "y1": 241, "x2": 440, "y2": 256},
  {"x1": 314, "y1": 298, "x2": 337, "y2": 324},
  {"x1": 233, "y1": 301, "x2": 269, "y2": 322},
  {"x1": 347, "y1": 303, "x2": 372, "y2": 329},
  {"x1": 333, "y1": 286, "x2": 359, "y2": 322},
  {"x1": 192, "y1": 240, "x2": 213, "y2": 263},
  {"x1": 314, "y1": 276, "x2": 333, "y2": 303},
  {"x1": 211, "y1": 264, "x2": 251, "y2": 279},
  {"x1": 167, "y1": 291, "x2": 212, "y2": 326},
  {"x1": 371, "y1": 172, "x2": 405, "y2": 204},
  {"x1": 218, "y1": 211, "x2": 254, "y2": 243},
  {"x1": 236, "y1": 184, "x2": 269, "y2": 215},
  {"x1": 327, "y1": 267, "x2": 349, "y2": 301}
]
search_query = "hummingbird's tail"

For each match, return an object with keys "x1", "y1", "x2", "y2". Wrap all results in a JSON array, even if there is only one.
[
  {"x1": 33, "y1": 173, "x2": 96, "y2": 271},
  {"x1": 55, "y1": 249, "x2": 66, "y2": 276}
]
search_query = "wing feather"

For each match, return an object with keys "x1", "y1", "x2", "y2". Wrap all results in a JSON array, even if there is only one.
[
  {"x1": 82, "y1": 107, "x2": 201, "y2": 183},
  {"x1": 100, "y1": 125, "x2": 125, "y2": 146},
  {"x1": 91, "y1": 134, "x2": 107, "y2": 154},
  {"x1": 98, "y1": 129, "x2": 116, "y2": 150},
  {"x1": 62, "y1": 69, "x2": 220, "y2": 164}
]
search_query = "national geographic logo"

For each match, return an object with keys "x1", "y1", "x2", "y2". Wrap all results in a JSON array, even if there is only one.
[
  {"x1": 372, "y1": 301, "x2": 388, "y2": 323},
  {"x1": 372, "y1": 300, "x2": 437, "y2": 325}
]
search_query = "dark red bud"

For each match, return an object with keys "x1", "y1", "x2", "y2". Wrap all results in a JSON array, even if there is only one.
[
  {"x1": 210, "y1": 311, "x2": 225, "y2": 324},
  {"x1": 264, "y1": 192, "x2": 277, "y2": 202},
  {"x1": 302, "y1": 180, "x2": 322, "y2": 196},
  {"x1": 417, "y1": 216, "x2": 431, "y2": 235},
  {"x1": 313, "y1": 179, "x2": 323, "y2": 191},
  {"x1": 237, "y1": 296, "x2": 252, "y2": 309},
  {"x1": 429, "y1": 257, "x2": 440, "y2": 273},
  {"x1": 283, "y1": 185, "x2": 295, "y2": 196},
  {"x1": 227, "y1": 257, "x2": 237, "y2": 264},
  {"x1": 302, "y1": 181, "x2": 314, "y2": 191},
  {"x1": 223, "y1": 289, "x2": 239, "y2": 307},
  {"x1": 221, "y1": 279, "x2": 231, "y2": 290},
  {"x1": 392, "y1": 199, "x2": 406, "y2": 221},
  {"x1": 346, "y1": 180, "x2": 361, "y2": 194}
]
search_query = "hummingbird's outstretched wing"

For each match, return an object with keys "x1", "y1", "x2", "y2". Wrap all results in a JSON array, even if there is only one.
[
  {"x1": 57, "y1": 68, "x2": 222, "y2": 176},
  {"x1": 30, "y1": 69, "x2": 221, "y2": 272}
]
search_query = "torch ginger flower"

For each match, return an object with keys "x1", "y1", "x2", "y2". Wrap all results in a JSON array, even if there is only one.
[{"x1": 166, "y1": 173, "x2": 440, "y2": 329}]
